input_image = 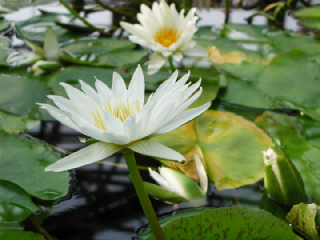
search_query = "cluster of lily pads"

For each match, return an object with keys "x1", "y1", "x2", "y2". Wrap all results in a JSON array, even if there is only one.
[{"x1": 1, "y1": 0, "x2": 320, "y2": 239}]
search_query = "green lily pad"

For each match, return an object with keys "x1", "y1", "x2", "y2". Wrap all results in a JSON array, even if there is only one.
[
  {"x1": 218, "y1": 76, "x2": 280, "y2": 109},
  {"x1": 154, "y1": 110, "x2": 274, "y2": 190},
  {"x1": 0, "y1": 36, "x2": 9, "y2": 48},
  {"x1": 255, "y1": 112, "x2": 320, "y2": 203},
  {"x1": 61, "y1": 38, "x2": 134, "y2": 56},
  {"x1": 257, "y1": 50, "x2": 320, "y2": 121},
  {"x1": 0, "y1": 71, "x2": 51, "y2": 119},
  {"x1": 287, "y1": 203, "x2": 320, "y2": 240},
  {"x1": 0, "y1": 131, "x2": 70, "y2": 200},
  {"x1": 137, "y1": 207, "x2": 301, "y2": 239},
  {"x1": 0, "y1": 228, "x2": 46, "y2": 240},
  {"x1": 15, "y1": 14, "x2": 87, "y2": 43},
  {"x1": 0, "y1": 20, "x2": 9, "y2": 32},
  {"x1": 294, "y1": 6, "x2": 320, "y2": 30},
  {"x1": 47, "y1": 66, "x2": 120, "y2": 97},
  {"x1": 0, "y1": 179, "x2": 38, "y2": 214},
  {"x1": 0, "y1": 203, "x2": 33, "y2": 223}
]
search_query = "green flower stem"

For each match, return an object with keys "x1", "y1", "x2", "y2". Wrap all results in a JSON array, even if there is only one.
[
  {"x1": 59, "y1": 0, "x2": 106, "y2": 34},
  {"x1": 122, "y1": 149, "x2": 166, "y2": 240},
  {"x1": 93, "y1": 0, "x2": 135, "y2": 17},
  {"x1": 168, "y1": 56, "x2": 175, "y2": 73}
]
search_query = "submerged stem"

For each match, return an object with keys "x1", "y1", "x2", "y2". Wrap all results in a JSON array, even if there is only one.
[{"x1": 122, "y1": 149, "x2": 166, "y2": 240}]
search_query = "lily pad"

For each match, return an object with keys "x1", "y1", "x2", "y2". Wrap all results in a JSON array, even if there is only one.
[
  {"x1": 255, "y1": 112, "x2": 320, "y2": 203},
  {"x1": 0, "y1": 20, "x2": 9, "y2": 32},
  {"x1": 257, "y1": 50, "x2": 320, "y2": 121},
  {"x1": 0, "y1": 228, "x2": 46, "y2": 240},
  {"x1": 0, "y1": 131, "x2": 70, "y2": 200},
  {"x1": 137, "y1": 207, "x2": 301, "y2": 239},
  {"x1": 0, "y1": 179, "x2": 38, "y2": 214},
  {"x1": 0, "y1": 36, "x2": 9, "y2": 48},
  {"x1": 218, "y1": 76, "x2": 280, "y2": 109},
  {"x1": 294, "y1": 6, "x2": 320, "y2": 30},
  {"x1": 61, "y1": 38, "x2": 134, "y2": 56},
  {"x1": 47, "y1": 66, "x2": 120, "y2": 97},
  {"x1": 154, "y1": 110, "x2": 274, "y2": 190},
  {"x1": 287, "y1": 203, "x2": 320, "y2": 240},
  {"x1": 15, "y1": 14, "x2": 87, "y2": 43},
  {"x1": 0, "y1": 71, "x2": 51, "y2": 119}
]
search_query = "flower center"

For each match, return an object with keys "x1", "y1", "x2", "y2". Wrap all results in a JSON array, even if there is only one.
[{"x1": 154, "y1": 28, "x2": 180, "y2": 47}]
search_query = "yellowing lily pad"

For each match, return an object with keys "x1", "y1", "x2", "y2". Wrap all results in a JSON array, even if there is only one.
[
  {"x1": 154, "y1": 110, "x2": 273, "y2": 190},
  {"x1": 287, "y1": 203, "x2": 320, "y2": 240}
]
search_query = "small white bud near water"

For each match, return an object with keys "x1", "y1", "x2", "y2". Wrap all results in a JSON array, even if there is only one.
[{"x1": 263, "y1": 146, "x2": 307, "y2": 206}]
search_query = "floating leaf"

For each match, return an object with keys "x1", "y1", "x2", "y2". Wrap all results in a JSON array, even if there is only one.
[
  {"x1": 15, "y1": 14, "x2": 87, "y2": 43},
  {"x1": 218, "y1": 76, "x2": 280, "y2": 109},
  {"x1": 0, "y1": 228, "x2": 46, "y2": 240},
  {"x1": 0, "y1": 20, "x2": 9, "y2": 32},
  {"x1": 0, "y1": 180, "x2": 38, "y2": 213},
  {"x1": 255, "y1": 112, "x2": 320, "y2": 203},
  {"x1": 287, "y1": 203, "x2": 320, "y2": 240},
  {"x1": 0, "y1": 36, "x2": 9, "y2": 48},
  {"x1": 257, "y1": 50, "x2": 320, "y2": 121},
  {"x1": 294, "y1": 6, "x2": 320, "y2": 30},
  {"x1": 137, "y1": 207, "x2": 301, "y2": 239},
  {"x1": 0, "y1": 131, "x2": 70, "y2": 200},
  {"x1": 0, "y1": 71, "x2": 51, "y2": 119},
  {"x1": 154, "y1": 110, "x2": 273, "y2": 190}
]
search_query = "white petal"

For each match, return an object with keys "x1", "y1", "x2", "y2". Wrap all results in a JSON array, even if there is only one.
[
  {"x1": 194, "y1": 152, "x2": 208, "y2": 194},
  {"x1": 127, "y1": 139, "x2": 185, "y2": 162},
  {"x1": 79, "y1": 80, "x2": 101, "y2": 107},
  {"x1": 45, "y1": 142, "x2": 123, "y2": 172},
  {"x1": 128, "y1": 65, "x2": 144, "y2": 112},
  {"x1": 38, "y1": 103, "x2": 80, "y2": 131},
  {"x1": 148, "y1": 167, "x2": 176, "y2": 192},
  {"x1": 112, "y1": 72, "x2": 127, "y2": 103},
  {"x1": 148, "y1": 52, "x2": 166, "y2": 75},
  {"x1": 155, "y1": 102, "x2": 211, "y2": 135}
]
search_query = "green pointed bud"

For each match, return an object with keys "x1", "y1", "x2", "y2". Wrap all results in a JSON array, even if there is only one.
[
  {"x1": 263, "y1": 147, "x2": 307, "y2": 206},
  {"x1": 24, "y1": 40, "x2": 44, "y2": 57},
  {"x1": 44, "y1": 26, "x2": 60, "y2": 61}
]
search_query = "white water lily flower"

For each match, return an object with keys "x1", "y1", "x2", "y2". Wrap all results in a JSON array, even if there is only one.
[
  {"x1": 38, "y1": 65, "x2": 211, "y2": 172},
  {"x1": 120, "y1": 0, "x2": 208, "y2": 75},
  {"x1": 148, "y1": 152, "x2": 208, "y2": 201}
]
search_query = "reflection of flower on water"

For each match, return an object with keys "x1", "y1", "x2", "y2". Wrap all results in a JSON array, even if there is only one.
[
  {"x1": 38, "y1": 65, "x2": 211, "y2": 172},
  {"x1": 120, "y1": 0, "x2": 208, "y2": 75},
  {"x1": 147, "y1": 152, "x2": 208, "y2": 203}
]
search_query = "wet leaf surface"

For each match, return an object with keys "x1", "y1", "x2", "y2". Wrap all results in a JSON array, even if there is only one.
[{"x1": 155, "y1": 110, "x2": 273, "y2": 190}]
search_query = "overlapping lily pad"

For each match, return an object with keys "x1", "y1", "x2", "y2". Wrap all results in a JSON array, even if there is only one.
[
  {"x1": 0, "y1": 227, "x2": 46, "y2": 240},
  {"x1": 257, "y1": 50, "x2": 320, "y2": 121},
  {"x1": 0, "y1": 20, "x2": 10, "y2": 32},
  {"x1": 255, "y1": 111, "x2": 320, "y2": 203},
  {"x1": 0, "y1": 131, "x2": 70, "y2": 200},
  {"x1": 137, "y1": 207, "x2": 301, "y2": 239},
  {"x1": 154, "y1": 110, "x2": 273, "y2": 190},
  {"x1": 0, "y1": 180, "x2": 38, "y2": 222},
  {"x1": 0, "y1": 111, "x2": 39, "y2": 133}
]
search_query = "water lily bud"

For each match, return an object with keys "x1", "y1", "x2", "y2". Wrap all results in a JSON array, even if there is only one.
[
  {"x1": 44, "y1": 26, "x2": 60, "y2": 61},
  {"x1": 263, "y1": 147, "x2": 307, "y2": 206},
  {"x1": 145, "y1": 153, "x2": 208, "y2": 204}
]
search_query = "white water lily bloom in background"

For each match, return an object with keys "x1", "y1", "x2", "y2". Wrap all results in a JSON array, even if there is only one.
[
  {"x1": 120, "y1": 0, "x2": 207, "y2": 75},
  {"x1": 38, "y1": 65, "x2": 211, "y2": 172},
  {"x1": 148, "y1": 152, "x2": 208, "y2": 202}
]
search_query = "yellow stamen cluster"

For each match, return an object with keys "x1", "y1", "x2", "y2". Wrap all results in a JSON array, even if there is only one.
[
  {"x1": 92, "y1": 100, "x2": 142, "y2": 130},
  {"x1": 154, "y1": 28, "x2": 180, "y2": 47}
]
